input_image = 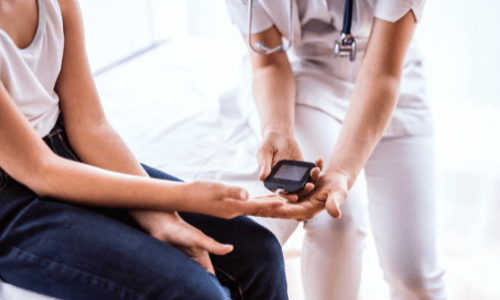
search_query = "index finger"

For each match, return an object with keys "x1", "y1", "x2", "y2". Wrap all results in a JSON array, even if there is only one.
[{"x1": 228, "y1": 197, "x2": 285, "y2": 217}]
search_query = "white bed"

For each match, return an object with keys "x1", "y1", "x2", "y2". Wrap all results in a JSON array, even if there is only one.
[{"x1": 95, "y1": 37, "x2": 267, "y2": 195}]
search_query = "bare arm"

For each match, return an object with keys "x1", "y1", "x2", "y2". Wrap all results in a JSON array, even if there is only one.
[
  {"x1": 245, "y1": 26, "x2": 296, "y2": 140},
  {"x1": 279, "y1": 11, "x2": 419, "y2": 220},
  {"x1": 0, "y1": 86, "x2": 261, "y2": 217},
  {"x1": 54, "y1": 0, "x2": 154, "y2": 230},
  {"x1": 0, "y1": 0, "x2": 286, "y2": 220},
  {"x1": 244, "y1": 26, "x2": 321, "y2": 197},
  {"x1": 55, "y1": 0, "x2": 148, "y2": 180},
  {"x1": 327, "y1": 12, "x2": 417, "y2": 189},
  {"x1": 0, "y1": 81, "x2": 188, "y2": 210},
  {"x1": 246, "y1": 11, "x2": 420, "y2": 220}
]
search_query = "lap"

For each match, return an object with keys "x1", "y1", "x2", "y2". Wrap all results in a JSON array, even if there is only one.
[
  {"x1": 0, "y1": 165, "x2": 224, "y2": 299},
  {"x1": 0, "y1": 197, "x2": 230, "y2": 300},
  {"x1": 0, "y1": 164, "x2": 285, "y2": 300}
]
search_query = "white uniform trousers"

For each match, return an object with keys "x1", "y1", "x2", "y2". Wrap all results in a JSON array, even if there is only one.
[{"x1": 252, "y1": 104, "x2": 446, "y2": 300}]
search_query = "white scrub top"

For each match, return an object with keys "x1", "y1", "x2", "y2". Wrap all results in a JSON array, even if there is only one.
[{"x1": 226, "y1": 0, "x2": 433, "y2": 137}]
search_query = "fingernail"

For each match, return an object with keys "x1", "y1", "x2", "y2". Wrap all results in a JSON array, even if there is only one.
[{"x1": 240, "y1": 190, "x2": 248, "y2": 200}]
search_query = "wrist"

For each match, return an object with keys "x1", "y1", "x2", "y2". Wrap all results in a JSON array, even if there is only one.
[
  {"x1": 129, "y1": 210, "x2": 179, "y2": 235},
  {"x1": 129, "y1": 210, "x2": 160, "y2": 233},
  {"x1": 261, "y1": 127, "x2": 294, "y2": 138},
  {"x1": 324, "y1": 166, "x2": 356, "y2": 190}
]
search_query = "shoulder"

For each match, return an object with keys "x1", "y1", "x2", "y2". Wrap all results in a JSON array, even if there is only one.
[
  {"x1": 55, "y1": 0, "x2": 82, "y2": 22},
  {"x1": 372, "y1": 0, "x2": 426, "y2": 23},
  {"x1": 53, "y1": 0, "x2": 85, "y2": 38}
]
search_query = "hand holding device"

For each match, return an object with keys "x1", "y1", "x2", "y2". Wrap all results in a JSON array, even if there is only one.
[
  {"x1": 257, "y1": 131, "x2": 304, "y2": 181},
  {"x1": 263, "y1": 170, "x2": 348, "y2": 221},
  {"x1": 264, "y1": 160, "x2": 316, "y2": 194}
]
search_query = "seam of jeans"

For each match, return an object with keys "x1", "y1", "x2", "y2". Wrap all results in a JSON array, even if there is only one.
[
  {"x1": 0, "y1": 168, "x2": 6, "y2": 192},
  {"x1": 214, "y1": 266, "x2": 244, "y2": 300},
  {"x1": 5, "y1": 245, "x2": 152, "y2": 300},
  {"x1": 58, "y1": 133, "x2": 79, "y2": 161}
]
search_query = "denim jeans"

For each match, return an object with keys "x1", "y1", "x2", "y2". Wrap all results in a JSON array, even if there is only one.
[{"x1": 0, "y1": 115, "x2": 288, "y2": 300}]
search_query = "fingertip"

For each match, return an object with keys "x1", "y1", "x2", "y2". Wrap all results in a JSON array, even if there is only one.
[
  {"x1": 316, "y1": 158, "x2": 324, "y2": 170},
  {"x1": 326, "y1": 202, "x2": 341, "y2": 219},
  {"x1": 222, "y1": 244, "x2": 234, "y2": 253},
  {"x1": 212, "y1": 244, "x2": 233, "y2": 255},
  {"x1": 240, "y1": 190, "x2": 249, "y2": 200},
  {"x1": 259, "y1": 172, "x2": 265, "y2": 181}
]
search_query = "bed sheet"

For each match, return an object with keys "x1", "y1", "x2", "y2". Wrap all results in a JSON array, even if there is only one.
[
  {"x1": 94, "y1": 37, "x2": 268, "y2": 196},
  {"x1": 0, "y1": 36, "x2": 270, "y2": 299}
]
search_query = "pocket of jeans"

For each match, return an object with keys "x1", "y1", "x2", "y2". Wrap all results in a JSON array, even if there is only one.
[
  {"x1": 0, "y1": 168, "x2": 7, "y2": 192},
  {"x1": 48, "y1": 131, "x2": 80, "y2": 162}
]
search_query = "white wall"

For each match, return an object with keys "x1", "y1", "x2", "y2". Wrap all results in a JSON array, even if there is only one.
[{"x1": 80, "y1": 0, "x2": 187, "y2": 73}]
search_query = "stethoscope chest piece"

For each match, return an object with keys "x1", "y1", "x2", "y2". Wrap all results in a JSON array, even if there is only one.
[
  {"x1": 334, "y1": 0, "x2": 357, "y2": 61},
  {"x1": 334, "y1": 33, "x2": 357, "y2": 61}
]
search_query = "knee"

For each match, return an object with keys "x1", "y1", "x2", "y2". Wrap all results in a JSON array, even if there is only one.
[
  {"x1": 239, "y1": 224, "x2": 287, "y2": 299},
  {"x1": 305, "y1": 210, "x2": 367, "y2": 242},
  {"x1": 384, "y1": 262, "x2": 446, "y2": 299},
  {"x1": 250, "y1": 224, "x2": 286, "y2": 275}
]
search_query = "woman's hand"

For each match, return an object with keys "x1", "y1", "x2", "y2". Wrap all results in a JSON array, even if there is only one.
[
  {"x1": 257, "y1": 130, "x2": 303, "y2": 180},
  {"x1": 132, "y1": 211, "x2": 232, "y2": 275},
  {"x1": 181, "y1": 181, "x2": 286, "y2": 219},
  {"x1": 257, "y1": 131, "x2": 322, "y2": 201},
  {"x1": 271, "y1": 171, "x2": 349, "y2": 221}
]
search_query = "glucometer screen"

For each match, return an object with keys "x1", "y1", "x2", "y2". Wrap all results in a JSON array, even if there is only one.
[{"x1": 273, "y1": 165, "x2": 308, "y2": 181}]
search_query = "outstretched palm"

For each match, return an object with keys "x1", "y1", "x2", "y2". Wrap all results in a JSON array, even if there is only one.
[{"x1": 270, "y1": 171, "x2": 349, "y2": 221}]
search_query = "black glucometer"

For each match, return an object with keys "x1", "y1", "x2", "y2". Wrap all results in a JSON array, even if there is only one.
[{"x1": 264, "y1": 160, "x2": 316, "y2": 193}]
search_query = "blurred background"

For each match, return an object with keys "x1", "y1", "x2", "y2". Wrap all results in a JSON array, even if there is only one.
[{"x1": 80, "y1": 0, "x2": 500, "y2": 299}]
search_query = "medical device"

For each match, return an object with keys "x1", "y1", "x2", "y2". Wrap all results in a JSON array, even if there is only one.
[
  {"x1": 247, "y1": 0, "x2": 357, "y2": 61},
  {"x1": 264, "y1": 160, "x2": 316, "y2": 194}
]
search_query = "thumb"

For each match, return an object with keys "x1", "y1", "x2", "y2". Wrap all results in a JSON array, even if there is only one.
[
  {"x1": 216, "y1": 184, "x2": 249, "y2": 201},
  {"x1": 325, "y1": 190, "x2": 345, "y2": 219},
  {"x1": 257, "y1": 144, "x2": 273, "y2": 181},
  {"x1": 221, "y1": 186, "x2": 248, "y2": 200}
]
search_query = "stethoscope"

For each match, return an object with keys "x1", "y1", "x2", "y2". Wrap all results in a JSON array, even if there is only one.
[{"x1": 248, "y1": 0, "x2": 357, "y2": 61}]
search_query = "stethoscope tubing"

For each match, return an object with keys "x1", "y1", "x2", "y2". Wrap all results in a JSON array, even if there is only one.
[
  {"x1": 342, "y1": 0, "x2": 354, "y2": 35},
  {"x1": 247, "y1": 0, "x2": 356, "y2": 60},
  {"x1": 247, "y1": 0, "x2": 294, "y2": 55}
]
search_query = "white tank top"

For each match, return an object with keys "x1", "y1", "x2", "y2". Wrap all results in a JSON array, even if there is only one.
[{"x1": 0, "y1": 0, "x2": 64, "y2": 138}]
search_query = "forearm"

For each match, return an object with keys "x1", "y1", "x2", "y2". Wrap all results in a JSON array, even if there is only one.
[
  {"x1": 252, "y1": 63, "x2": 296, "y2": 135},
  {"x1": 326, "y1": 12, "x2": 417, "y2": 190},
  {"x1": 65, "y1": 120, "x2": 165, "y2": 226},
  {"x1": 327, "y1": 70, "x2": 400, "y2": 189},
  {"x1": 66, "y1": 120, "x2": 147, "y2": 177},
  {"x1": 34, "y1": 153, "x2": 186, "y2": 211}
]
